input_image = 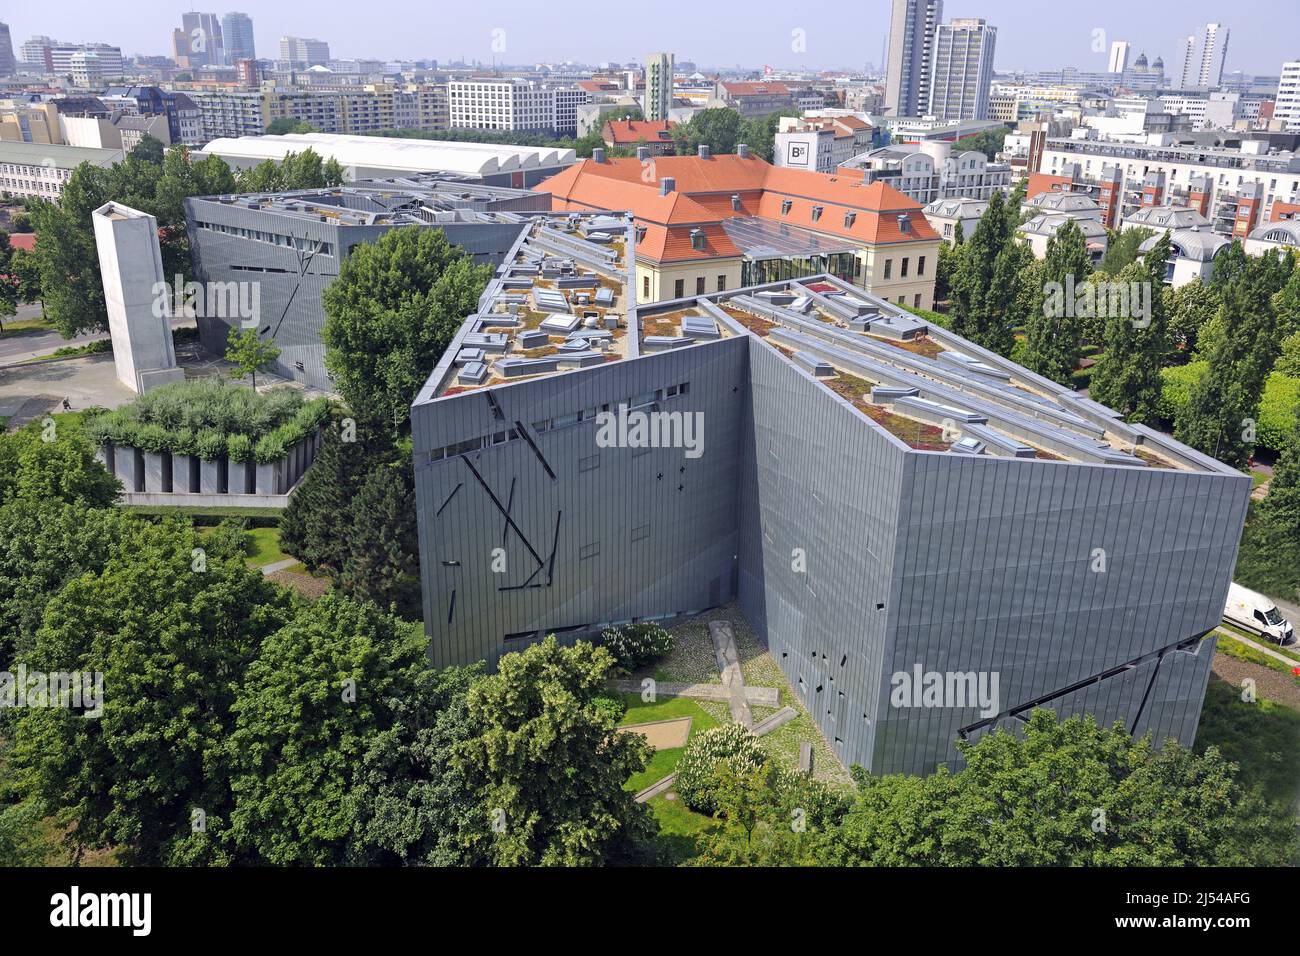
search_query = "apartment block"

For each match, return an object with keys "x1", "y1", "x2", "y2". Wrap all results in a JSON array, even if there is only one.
[
  {"x1": 885, "y1": 0, "x2": 943, "y2": 116},
  {"x1": 644, "y1": 52, "x2": 674, "y2": 122},
  {"x1": 839, "y1": 139, "x2": 1011, "y2": 206},
  {"x1": 280, "y1": 36, "x2": 330, "y2": 68},
  {"x1": 1033, "y1": 136, "x2": 1300, "y2": 235},
  {"x1": 410, "y1": 239, "x2": 1248, "y2": 774},
  {"x1": 928, "y1": 18, "x2": 997, "y2": 121},
  {"x1": 1277, "y1": 63, "x2": 1300, "y2": 132},
  {"x1": 449, "y1": 79, "x2": 590, "y2": 135}
]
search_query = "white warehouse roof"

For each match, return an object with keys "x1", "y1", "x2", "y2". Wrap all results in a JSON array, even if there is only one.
[{"x1": 197, "y1": 133, "x2": 577, "y2": 178}]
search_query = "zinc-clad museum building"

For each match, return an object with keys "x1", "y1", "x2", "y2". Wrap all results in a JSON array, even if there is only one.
[{"x1": 410, "y1": 217, "x2": 1249, "y2": 775}]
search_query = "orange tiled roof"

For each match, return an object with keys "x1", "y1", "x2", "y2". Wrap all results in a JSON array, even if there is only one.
[
  {"x1": 540, "y1": 153, "x2": 938, "y2": 263},
  {"x1": 602, "y1": 118, "x2": 676, "y2": 145}
]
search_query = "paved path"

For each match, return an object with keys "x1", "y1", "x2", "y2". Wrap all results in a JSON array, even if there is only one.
[
  {"x1": 260, "y1": 558, "x2": 299, "y2": 576},
  {"x1": 709, "y1": 620, "x2": 753, "y2": 730},
  {"x1": 607, "y1": 679, "x2": 779, "y2": 707},
  {"x1": 752, "y1": 706, "x2": 797, "y2": 737},
  {"x1": 634, "y1": 773, "x2": 678, "y2": 804}
]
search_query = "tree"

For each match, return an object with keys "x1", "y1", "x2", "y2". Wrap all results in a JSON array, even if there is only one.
[
  {"x1": 823, "y1": 709, "x2": 1294, "y2": 866},
  {"x1": 321, "y1": 225, "x2": 492, "y2": 431},
  {"x1": 8, "y1": 518, "x2": 292, "y2": 865},
  {"x1": 224, "y1": 327, "x2": 280, "y2": 391},
  {"x1": 0, "y1": 500, "x2": 134, "y2": 666},
  {"x1": 1251, "y1": 416, "x2": 1300, "y2": 584},
  {"x1": 345, "y1": 663, "x2": 484, "y2": 866},
  {"x1": 949, "y1": 191, "x2": 1018, "y2": 355},
  {"x1": 1097, "y1": 226, "x2": 1153, "y2": 276},
  {"x1": 1167, "y1": 277, "x2": 1219, "y2": 354},
  {"x1": 9, "y1": 247, "x2": 43, "y2": 315},
  {"x1": 1176, "y1": 244, "x2": 1288, "y2": 465},
  {"x1": 266, "y1": 118, "x2": 319, "y2": 135},
  {"x1": 226, "y1": 595, "x2": 431, "y2": 865},
  {"x1": 1089, "y1": 235, "x2": 1172, "y2": 421},
  {"x1": 672, "y1": 108, "x2": 744, "y2": 156},
  {"x1": 0, "y1": 418, "x2": 121, "y2": 509},
  {"x1": 130, "y1": 133, "x2": 166, "y2": 166},
  {"x1": 453, "y1": 636, "x2": 655, "y2": 866},
  {"x1": 952, "y1": 125, "x2": 1010, "y2": 160},
  {"x1": 1023, "y1": 217, "x2": 1091, "y2": 384},
  {"x1": 0, "y1": 230, "x2": 15, "y2": 330}
]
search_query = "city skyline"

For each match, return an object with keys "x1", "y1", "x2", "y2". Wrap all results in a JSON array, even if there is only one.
[{"x1": 2, "y1": 0, "x2": 1295, "y2": 74}]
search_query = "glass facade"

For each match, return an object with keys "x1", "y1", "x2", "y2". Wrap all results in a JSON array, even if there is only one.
[{"x1": 741, "y1": 252, "x2": 857, "y2": 286}]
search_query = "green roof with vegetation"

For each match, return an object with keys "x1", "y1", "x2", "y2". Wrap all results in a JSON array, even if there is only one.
[{"x1": 84, "y1": 380, "x2": 331, "y2": 464}]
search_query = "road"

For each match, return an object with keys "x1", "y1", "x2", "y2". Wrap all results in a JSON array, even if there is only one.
[{"x1": 0, "y1": 303, "x2": 108, "y2": 363}]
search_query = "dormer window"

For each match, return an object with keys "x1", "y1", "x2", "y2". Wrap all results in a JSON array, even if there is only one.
[
  {"x1": 690, "y1": 228, "x2": 705, "y2": 251},
  {"x1": 897, "y1": 214, "x2": 911, "y2": 233},
  {"x1": 731, "y1": 193, "x2": 741, "y2": 212},
  {"x1": 780, "y1": 199, "x2": 792, "y2": 215},
  {"x1": 635, "y1": 226, "x2": 647, "y2": 242},
  {"x1": 843, "y1": 211, "x2": 856, "y2": 228},
  {"x1": 811, "y1": 205, "x2": 824, "y2": 222}
]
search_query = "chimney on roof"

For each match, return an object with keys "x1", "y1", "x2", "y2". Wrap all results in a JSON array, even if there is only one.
[
  {"x1": 592, "y1": 147, "x2": 605, "y2": 163},
  {"x1": 698, "y1": 144, "x2": 711, "y2": 159},
  {"x1": 737, "y1": 143, "x2": 750, "y2": 159},
  {"x1": 660, "y1": 176, "x2": 676, "y2": 195},
  {"x1": 636, "y1": 145, "x2": 650, "y2": 162}
]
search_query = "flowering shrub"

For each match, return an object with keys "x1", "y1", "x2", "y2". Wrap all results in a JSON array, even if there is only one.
[
  {"x1": 674, "y1": 724, "x2": 766, "y2": 815},
  {"x1": 599, "y1": 623, "x2": 674, "y2": 673}
]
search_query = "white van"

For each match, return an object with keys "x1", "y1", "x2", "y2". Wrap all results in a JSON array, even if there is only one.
[{"x1": 1223, "y1": 583, "x2": 1295, "y2": 646}]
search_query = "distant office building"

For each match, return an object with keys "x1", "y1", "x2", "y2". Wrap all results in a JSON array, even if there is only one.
[
  {"x1": 927, "y1": 18, "x2": 997, "y2": 120},
  {"x1": 1177, "y1": 35, "x2": 1198, "y2": 89},
  {"x1": 221, "y1": 13, "x2": 255, "y2": 62},
  {"x1": 884, "y1": 0, "x2": 943, "y2": 116},
  {"x1": 1276, "y1": 62, "x2": 1300, "y2": 131},
  {"x1": 49, "y1": 43, "x2": 124, "y2": 82},
  {"x1": 280, "y1": 36, "x2": 330, "y2": 68},
  {"x1": 20, "y1": 36, "x2": 55, "y2": 71},
  {"x1": 1107, "y1": 41, "x2": 1130, "y2": 74},
  {"x1": 175, "y1": 12, "x2": 225, "y2": 68},
  {"x1": 0, "y1": 22, "x2": 15, "y2": 76},
  {"x1": 644, "y1": 52, "x2": 674, "y2": 122}
]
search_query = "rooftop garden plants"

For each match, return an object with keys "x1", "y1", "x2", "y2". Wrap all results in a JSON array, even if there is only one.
[{"x1": 85, "y1": 380, "x2": 330, "y2": 463}]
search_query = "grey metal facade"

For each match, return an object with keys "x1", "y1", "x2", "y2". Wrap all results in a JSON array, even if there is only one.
[
  {"x1": 411, "y1": 278, "x2": 1250, "y2": 775},
  {"x1": 185, "y1": 180, "x2": 550, "y2": 391}
]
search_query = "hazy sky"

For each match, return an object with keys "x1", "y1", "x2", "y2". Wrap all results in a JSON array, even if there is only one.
[{"x1": 7, "y1": 0, "x2": 1296, "y2": 74}]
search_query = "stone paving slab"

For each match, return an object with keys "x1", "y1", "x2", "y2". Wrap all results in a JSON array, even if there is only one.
[
  {"x1": 607, "y1": 679, "x2": 779, "y2": 707},
  {"x1": 752, "y1": 706, "x2": 797, "y2": 737},
  {"x1": 710, "y1": 619, "x2": 753, "y2": 729}
]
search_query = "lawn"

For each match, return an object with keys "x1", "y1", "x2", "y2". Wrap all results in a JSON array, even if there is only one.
[
  {"x1": 619, "y1": 693, "x2": 718, "y2": 794},
  {"x1": 644, "y1": 793, "x2": 720, "y2": 866},
  {"x1": 245, "y1": 526, "x2": 291, "y2": 567},
  {"x1": 1196, "y1": 678, "x2": 1300, "y2": 812},
  {"x1": 0, "y1": 316, "x2": 55, "y2": 339}
]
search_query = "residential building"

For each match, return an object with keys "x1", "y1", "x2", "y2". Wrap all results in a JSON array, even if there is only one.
[
  {"x1": 0, "y1": 140, "x2": 121, "y2": 199},
  {"x1": 197, "y1": 132, "x2": 575, "y2": 187},
  {"x1": 1121, "y1": 204, "x2": 1213, "y2": 233},
  {"x1": 1177, "y1": 35, "x2": 1199, "y2": 89},
  {"x1": 0, "y1": 22, "x2": 15, "y2": 76},
  {"x1": 1244, "y1": 218, "x2": 1300, "y2": 256},
  {"x1": 0, "y1": 100, "x2": 63, "y2": 143},
  {"x1": 928, "y1": 18, "x2": 997, "y2": 121},
  {"x1": 884, "y1": 0, "x2": 943, "y2": 117},
  {"x1": 1198, "y1": 23, "x2": 1230, "y2": 88},
  {"x1": 603, "y1": 118, "x2": 676, "y2": 155},
  {"x1": 1140, "y1": 228, "x2": 1229, "y2": 286},
  {"x1": 449, "y1": 78, "x2": 590, "y2": 135},
  {"x1": 185, "y1": 176, "x2": 552, "y2": 389},
  {"x1": 1108, "y1": 41, "x2": 1130, "y2": 75},
  {"x1": 838, "y1": 140, "x2": 1012, "y2": 205},
  {"x1": 922, "y1": 196, "x2": 988, "y2": 240},
  {"x1": 61, "y1": 111, "x2": 171, "y2": 151},
  {"x1": 1016, "y1": 211, "x2": 1109, "y2": 261},
  {"x1": 221, "y1": 13, "x2": 255, "y2": 63},
  {"x1": 1277, "y1": 63, "x2": 1300, "y2": 132},
  {"x1": 713, "y1": 81, "x2": 795, "y2": 118},
  {"x1": 644, "y1": 52, "x2": 674, "y2": 122},
  {"x1": 410, "y1": 258, "x2": 1248, "y2": 775},
  {"x1": 279, "y1": 36, "x2": 330, "y2": 68},
  {"x1": 543, "y1": 147, "x2": 941, "y2": 308}
]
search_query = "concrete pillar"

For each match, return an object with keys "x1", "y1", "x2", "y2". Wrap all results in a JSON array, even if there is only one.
[
  {"x1": 174, "y1": 455, "x2": 199, "y2": 494},
  {"x1": 200, "y1": 457, "x2": 227, "y2": 495},
  {"x1": 143, "y1": 451, "x2": 168, "y2": 492},
  {"x1": 115, "y1": 446, "x2": 143, "y2": 492}
]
